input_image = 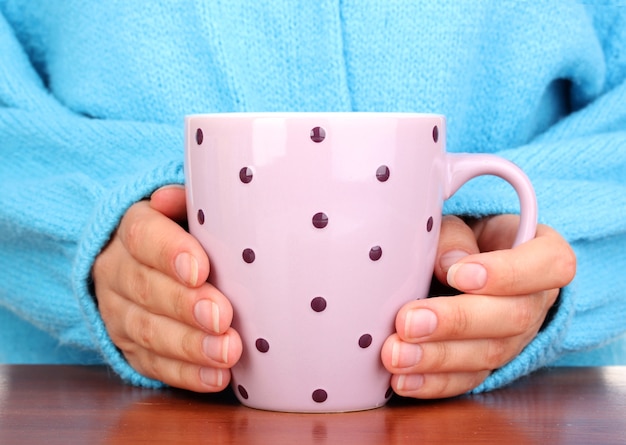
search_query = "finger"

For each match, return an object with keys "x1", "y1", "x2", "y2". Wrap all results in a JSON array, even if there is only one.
[
  {"x1": 149, "y1": 184, "x2": 187, "y2": 221},
  {"x1": 434, "y1": 215, "x2": 481, "y2": 285},
  {"x1": 108, "y1": 245, "x2": 233, "y2": 334},
  {"x1": 394, "y1": 290, "x2": 558, "y2": 343},
  {"x1": 469, "y1": 214, "x2": 526, "y2": 252},
  {"x1": 118, "y1": 200, "x2": 209, "y2": 287},
  {"x1": 448, "y1": 220, "x2": 576, "y2": 295},
  {"x1": 125, "y1": 348, "x2": 233, "y2": 393},
  {"x1": 391, "y1": 370, "x2": 490, "y2": 399},
  {"x1": 96, "y1": 230, "x2": 232, "y2": 333},
  {"x1": 382, "y1": 333, "x2": 529, "y2": 376},
  {"x1": 111, "y1": 296, "x2": 242, "y2": 369}
]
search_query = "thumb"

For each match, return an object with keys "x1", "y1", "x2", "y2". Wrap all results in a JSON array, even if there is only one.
[{"x1": 149, "y1": 184, "x2": 187, "y2": 221}]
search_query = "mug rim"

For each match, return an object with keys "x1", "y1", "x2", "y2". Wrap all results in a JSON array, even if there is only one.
[{"x1": 185, "y1": 111, "x2": 444, "y2": 119}]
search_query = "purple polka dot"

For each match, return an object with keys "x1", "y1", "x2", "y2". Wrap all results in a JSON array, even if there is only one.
[
  {"x1": 310, "y1": 127, "x2": 326, "y2": 143},
  {"x1": 432, "y1": 125, "x2": 439, "y2": 143},
  {"x1": 242, "y1": 248, "x2": 256, "y2": 264},
  {"x1": 312, "y1": 389, "x2": 328, "y2": 403},
  {"x1": 312, "y1": 212, "x2": 328, "y2": 229},
  {"x1": 376, "y1": 165, "x2": 390, "y2": 182},
  {"x1": 239, "y1": 167, "x2": 253, "y2": 184},
  {"x1": 238, "y1": 385, "x2": 249, "y2": 400},
  {"x1": 427, "y1": 216, "x2": 434, "y2": 232},
  {"x1": 310, "y1": 296, "x2": 327, "y2": 312},
  {"x1": 255, "y1": 338, "x2": 270, "y2": 353},
  {"x1": 358, "y1": 334, "x2": 373, "y2": 348},
  {"x1": 196, "y1": 128, "x2": 204, "y2": 145},
  {"x1": 369, "y1": 246, "x2": 382, "y2": 261},
  {"x1": 197, "y1": 209, "x2": 205, "y2": 225}
]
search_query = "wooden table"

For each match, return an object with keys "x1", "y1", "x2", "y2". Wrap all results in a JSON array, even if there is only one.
[{"x1": 0, "y1": 365, "x2": 624, "y2": 444}]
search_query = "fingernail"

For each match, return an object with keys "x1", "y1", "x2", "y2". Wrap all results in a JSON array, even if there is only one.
[
  {"x1": 391, "y1": 341, "x2": 423, "y2": 368},
  {"x1": 150, "y1": 184, "x2": 185, "y2": 199},
  {"x1": 154, "y1": 184, "x2": 185, "y2": 194},
  {"x1": 396, "y1": 374, "x2": 424, "y2": 392},
  {"x1": 447, "y1": 263, "x2": 487, "y2": 291},
  {"x1": 195, "y1": 300, "x2": 220, "y2": 333},
  {"x1": 203, "y1": 335, "x2": 229, "y2": 364},
  {"x1": 439, "y1": 249, "x2": 470, "y2": 271},
  {"x1": 200, "y1": 367, "x2": 224, "y2": 388},
  {"x1": 175, "y1": 252, "x2": 199, "y2": 286},
  {"x1": 404, "y1": 309, "x2": 438, "y2": 340}
]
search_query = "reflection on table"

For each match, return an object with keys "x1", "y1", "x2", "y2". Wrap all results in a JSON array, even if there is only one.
[{"x1": 0, "y1": 366, "x2": 624, "y2": 445}]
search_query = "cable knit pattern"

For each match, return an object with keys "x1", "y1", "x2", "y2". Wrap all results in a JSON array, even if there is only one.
[{"x1": 1, "y1": 0, "x2": 624, "y2": 391}]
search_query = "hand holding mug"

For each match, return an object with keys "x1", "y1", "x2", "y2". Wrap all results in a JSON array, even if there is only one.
[
  {"x1": 382, "y1": 214, "x2": 576, "y2": 399},
  {"x1": 92, "y1": 186, "x2": 243, "y2": 392}
]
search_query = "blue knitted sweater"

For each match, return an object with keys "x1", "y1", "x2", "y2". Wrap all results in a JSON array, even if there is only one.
[{"x1": 1, "y1": 1, "x2": 625, "y2": 392}]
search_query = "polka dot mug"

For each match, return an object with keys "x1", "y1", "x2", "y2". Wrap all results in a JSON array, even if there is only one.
[{"x1": 184, "y1": 113, "x2": 537, "y2": 412}]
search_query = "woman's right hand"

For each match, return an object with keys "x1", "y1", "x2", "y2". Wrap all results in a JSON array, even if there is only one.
[{"x1": 93, "y1": 185, "x2": 242, "y2": 392}]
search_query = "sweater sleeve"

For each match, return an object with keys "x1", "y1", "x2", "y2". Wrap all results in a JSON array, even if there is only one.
[{"x1": 0, "y1": 13, "x2": 177, "y2": 386}]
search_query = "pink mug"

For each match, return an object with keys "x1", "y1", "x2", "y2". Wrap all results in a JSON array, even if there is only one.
[{"x1": 184, "y1": 112, "x2": 537, "y2": 412}]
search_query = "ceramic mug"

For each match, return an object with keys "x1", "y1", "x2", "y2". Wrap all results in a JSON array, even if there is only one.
[{"x1": 184, "y1": 112, "x2": 537, "y2": 413}]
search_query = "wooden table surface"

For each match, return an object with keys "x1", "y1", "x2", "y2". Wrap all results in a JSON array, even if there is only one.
[{"x1": 0, "y1": 365, "x2": 624, "y2": 444}]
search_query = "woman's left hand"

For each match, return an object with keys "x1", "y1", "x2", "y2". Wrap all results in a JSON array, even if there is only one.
[{"x1": 381, "y1": 214, "x2": 576, "y2": 399}]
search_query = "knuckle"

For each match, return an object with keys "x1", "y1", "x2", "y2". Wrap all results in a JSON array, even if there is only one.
[
  {"x1": 429, "y1": 372, "x2": 487, "y2": 398},
  {"x1": 109, "y1": 330, "x2": 133, "y2": 354},
  {"x1": 449, "y1": 305, "x2": 471, "y2": 338},
  {"x1": 128, "y1": 268, "x2": 152, "y2": 307},
  {"x1": 502, "y1": 259, "x2": 524, "y2": 295},
  {"x1": 173, "y1": 360, "x2": 187, "y2": 384},
  {"x1": 93, "y1": 248, "x2": 111, "y2": 277},
  {"x1": 98, "y1": 300, "x2": 117, "y2": 329},
  {"x1": 429, "y1": 377, "x2": 453, "y2": 399},
  {"x1": 141, "y1": 354, "x2": 183, "y2": 387},
  {"x1": 93, "y1": 240, "x2": 121, "y2": 289},
  {"x1": 124, "y1": 347, "x2": 154, "y2": 379},
  {"x1": 127, "y1": 307, "x2": 157, "y2": 351},
  {"x1": 180, "y1": 330, "x2": 202, "y2": 362},
  {"x1": 124, "y1": 207, "x2": 171, "y2": 258},
  {"x1": 430, "y1": 342, "x2": 452, "y2": 369},
  {"x1": 123, "y1": 207, "x2": 176, "y2": 270},
  {"x1": 484, "y1": 339, "x2": 510, "y2": 369},
  {"x1": 171, "y1": 286, "x2": 190, "y2": 321},
  {"x1": 121, "y1": 207, "x2": 147, "y2": 254},
  {"x1": 143, "y1": 354, "x2": 162, "y2": 381},
  {"x1": 554, "y1": 244, "x2": 577, "y2": 287},
  {"x1": 510, "y1": 297, "x2": 537, "y2": 334}
]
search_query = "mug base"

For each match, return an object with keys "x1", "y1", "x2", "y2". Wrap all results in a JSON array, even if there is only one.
[
  {"x1": 236, "y1": 398, "x2": 390, "y2": 414},
  {"x1": 232, "y1": 382, "x2": 395, "y2": 413}
]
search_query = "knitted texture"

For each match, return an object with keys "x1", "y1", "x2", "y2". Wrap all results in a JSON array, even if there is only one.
[{"x1": 1, "y1": 0, "x2": 625, "y2": 391}]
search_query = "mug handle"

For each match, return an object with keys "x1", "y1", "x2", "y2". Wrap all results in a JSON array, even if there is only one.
[{"x1": 444, "y1": 154, "x2": 538, "y2": 247}]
